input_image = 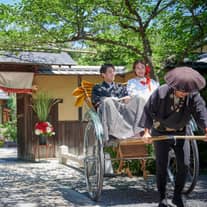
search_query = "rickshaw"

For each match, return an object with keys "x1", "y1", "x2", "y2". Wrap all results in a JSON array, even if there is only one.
[{"x1": 73, "y1": 80, "x2": 204, "y2": 201}]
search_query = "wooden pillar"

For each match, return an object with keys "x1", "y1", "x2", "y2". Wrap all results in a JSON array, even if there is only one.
[
  {"x1": 78, "y1": 75, "x2": 82, "y2": 121},
  {"x1": 16, "y1": 94, "x2": 34, "y2": 160}
]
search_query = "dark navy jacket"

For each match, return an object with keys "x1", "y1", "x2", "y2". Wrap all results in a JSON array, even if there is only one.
[
  {"x1": 139, "y1": 84, "x2": 207, "y2": 134},
  {"x1": 91, "y1": 81, "x2": 128, "y2": 107}
]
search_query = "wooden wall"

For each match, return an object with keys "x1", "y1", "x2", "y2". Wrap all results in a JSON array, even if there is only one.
[
  {"x1": 16, "y1": 93, "x2": 86, "y2": 160},
  {"x1": 58, "y1": 121, "x2": 87, "y2": 155}
]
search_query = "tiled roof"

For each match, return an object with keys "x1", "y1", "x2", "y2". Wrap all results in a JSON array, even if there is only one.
[
  {"x1": 197, "y1": 58, "x2": 207, "y2": 63},
  {"x1": 0, "y1": 51, "x2": 77, "y2": 66},
  {"x1": 184, "y1": 53, "x2": 207, "y2": 70}
]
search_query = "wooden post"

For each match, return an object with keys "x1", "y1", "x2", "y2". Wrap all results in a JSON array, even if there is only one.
[{"x1": 78, "y1": 75, "x2": 82, "y2": 121}]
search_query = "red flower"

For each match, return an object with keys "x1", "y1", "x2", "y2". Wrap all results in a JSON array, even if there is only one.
[{"x1": 34, "y1": 122, "x2": 55, "y2": 136}]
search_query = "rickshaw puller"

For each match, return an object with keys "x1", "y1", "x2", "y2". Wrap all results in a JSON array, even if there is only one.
[{"x1": 139, "y1": 67, "x2": 207, "y2": 207}]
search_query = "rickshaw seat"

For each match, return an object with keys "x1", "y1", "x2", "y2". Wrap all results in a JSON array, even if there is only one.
[{"x1": 72, "y1": 80, "x2": 150, "y2": 178}]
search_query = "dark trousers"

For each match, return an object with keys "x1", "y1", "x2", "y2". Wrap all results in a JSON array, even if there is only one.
[{"x1": 154, "y1": 139, "x2": 188, "y2": 200}]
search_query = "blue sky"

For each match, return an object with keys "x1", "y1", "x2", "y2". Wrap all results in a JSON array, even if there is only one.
[{"x1": 0, "y1": 0, "x2": 19, "y2": 5}]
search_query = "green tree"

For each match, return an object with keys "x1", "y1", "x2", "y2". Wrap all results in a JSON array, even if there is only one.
[
  {"x1": 0, "y1": 0, "x2": 207, "y2": 73},
  {"x1": 153, "y1": 0, "x2": 207, "y2": 65}
]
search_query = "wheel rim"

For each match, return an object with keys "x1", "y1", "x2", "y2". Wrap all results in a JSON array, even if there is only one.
[
  {"x1": 167, "y1": 140, "x2": 199, "y2": 194},
  {"x1": 183, "y1": 140, "x2": 199, "y2": 194},
  {"x1": 84, "y1": 121, "x2": 104, "y2": 201}
]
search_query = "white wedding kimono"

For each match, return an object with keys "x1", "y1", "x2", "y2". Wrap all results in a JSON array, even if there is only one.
[{"x1": 127, "y1": 77, "x2": 159, "y2": 101}]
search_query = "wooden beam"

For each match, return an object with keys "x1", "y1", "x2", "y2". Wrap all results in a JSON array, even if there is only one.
[{"x1": 0, "y1": 64, "x2": 37, "y2": 72}]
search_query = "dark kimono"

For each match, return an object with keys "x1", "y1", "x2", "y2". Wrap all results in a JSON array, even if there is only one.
[
  {"x1": 92, "y1": 81, "x2": 145, "y2": 141},
  {"x1": 92, "y1": 81, "x2": 128, "y2": 107},
  {"x1": 139, "y1": 84, "x2": 207, "y2": 135},
  {"x1": 139, "y1": 84, "x2": 207, "y2": 200}
]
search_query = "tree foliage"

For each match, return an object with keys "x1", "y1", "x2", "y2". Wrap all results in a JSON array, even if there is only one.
[{"x1": 0, "y1": 0, "x2": 207, "y2": 73}]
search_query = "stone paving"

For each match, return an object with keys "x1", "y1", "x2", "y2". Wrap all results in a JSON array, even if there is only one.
[{"x1": 0, "y1": 148, "x2": 207, "y2": 207}]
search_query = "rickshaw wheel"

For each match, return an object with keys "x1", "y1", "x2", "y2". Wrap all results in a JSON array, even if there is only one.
[
  {"x1": 167, "y1": 140, "x2": 199, "y2": 194},
  {"x1": 84, "y1": 120, "x2": 104, "y2": 201}
]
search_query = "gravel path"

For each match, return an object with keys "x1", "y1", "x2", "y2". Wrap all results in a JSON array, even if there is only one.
[{"x1": 0, "y1": 148, "x2": 206, "y2": 207}]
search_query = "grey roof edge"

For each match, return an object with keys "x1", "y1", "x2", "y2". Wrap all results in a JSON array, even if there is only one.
[
  {"x1": 0, "y1": 51, "x2": 77, "y2": 66},
  {"x1": 38, "y1": 65, "x2": 129, "y2": 75}
]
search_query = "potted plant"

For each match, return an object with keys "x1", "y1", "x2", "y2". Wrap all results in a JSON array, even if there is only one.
[{"x1": 32, "y1": 92, "x2": 58, "y2": 144}]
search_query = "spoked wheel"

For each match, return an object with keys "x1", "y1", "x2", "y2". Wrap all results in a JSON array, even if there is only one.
[
  {"x1": 84, "y1": 120, "x2": 104, "y2": 201},
  {"x1": 167, "y1": 140, "x2": 199, "y2": 195}
]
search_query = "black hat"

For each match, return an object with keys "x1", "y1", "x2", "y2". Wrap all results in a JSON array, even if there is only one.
[{"x1": 164, "y1": 66, "x2": 206, "y2": 92}]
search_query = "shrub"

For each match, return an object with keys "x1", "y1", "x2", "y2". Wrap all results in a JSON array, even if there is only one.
[
  {"x1": 0, "y1": 140, "x2": 4, "y2": 147},
  {"x1": 0, "y1": 120, "x2": 17, "y2": 142},
  {"x1": 104, "y1": 145, "x2": 156, "y2": 175}
]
